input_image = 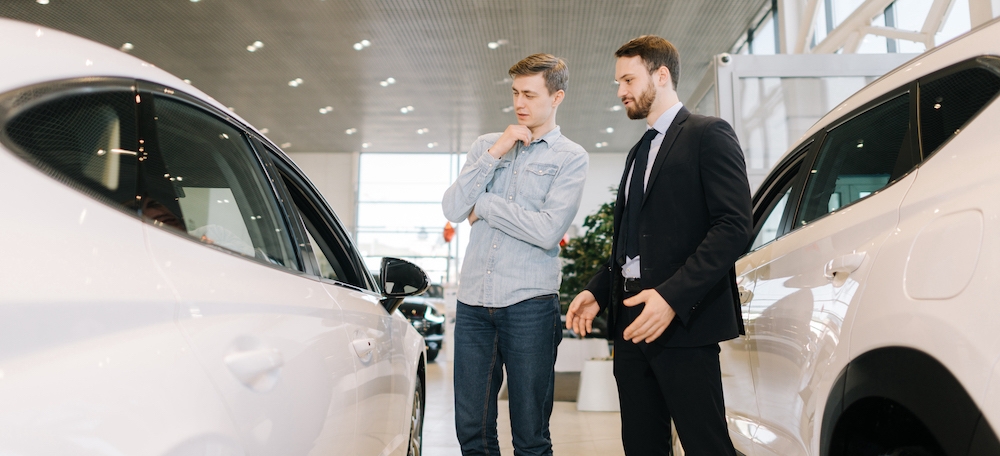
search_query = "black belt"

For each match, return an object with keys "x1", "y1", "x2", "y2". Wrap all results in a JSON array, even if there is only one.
[{"x1": 623, "y1": 277, "x2": 643, "y2": 293}]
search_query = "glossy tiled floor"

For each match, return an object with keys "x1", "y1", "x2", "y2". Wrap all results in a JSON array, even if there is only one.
[{"x1": 422, "y1": 359, "x2": 625, "y2": 456}]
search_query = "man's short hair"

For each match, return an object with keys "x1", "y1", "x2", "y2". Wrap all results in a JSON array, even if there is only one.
[
  {"x1": 615, "y1": 35, "x2": 681, "y2": 89},
  {"x1": 509, "y1": 54, "x2": 568, "y2": 95}
]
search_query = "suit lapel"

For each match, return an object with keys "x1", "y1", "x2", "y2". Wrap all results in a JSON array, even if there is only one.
[{"x1": 642, "y1": 107, "x2": 689, "y2": 208}]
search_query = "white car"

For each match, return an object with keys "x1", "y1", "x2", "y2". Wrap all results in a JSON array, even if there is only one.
[
  {"x1": 0, "y1": 18, "x2": 428, "y2": 456},
  {"x1": 718, "y1": 17, "x2": 1000, "y2": 456}
]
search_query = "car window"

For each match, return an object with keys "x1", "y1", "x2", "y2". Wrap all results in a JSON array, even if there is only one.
[
  {"x1": 273, "y1": 157, "x2": 369, "y2": 289},
  {"x1": 797, "y1": 93, "x2": 910, "y2": 226},
  {"x1": 919, "y1": 65, "x2": 1000, "y2": 158},
  {"x1": 3, "y1": 88, "x2": 138, "y2": 212},
  {"x1": 141, "y1": 95, "x2": 298, "y2": 270},
  {"x1": 751, "y1": 187, "x2": 791, "y2": 251}
]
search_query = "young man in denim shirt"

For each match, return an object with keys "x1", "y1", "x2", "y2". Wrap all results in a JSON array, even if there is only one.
[{"x1": 442, "y1": 54, "x2": 589, "y2": 456}]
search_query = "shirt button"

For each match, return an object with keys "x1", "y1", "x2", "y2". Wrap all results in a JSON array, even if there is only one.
[
  {"x1": 492, "y1": 245, "x2": 497, "y2": 248},
  {"x1": 514, "y1": 171, "x2": 517, "y2": 175},
  {"x1": 487, "y1": 270, "x2": 492, "y2": 274},
  {"x1": 509, "y1": 196, "x2": 513, "y2": 200},
  {"x1": 476, "y1": 184, "x2": 480, "y2": 187}
]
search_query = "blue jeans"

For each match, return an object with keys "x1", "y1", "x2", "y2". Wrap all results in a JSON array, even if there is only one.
[{"x1": 454, "y1": 295, "x2": 562, "y2": 456}]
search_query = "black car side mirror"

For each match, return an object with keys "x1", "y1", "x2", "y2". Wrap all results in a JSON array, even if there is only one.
[{"x1": 379, "y1": 257, "x2": 429, "y2": 313}]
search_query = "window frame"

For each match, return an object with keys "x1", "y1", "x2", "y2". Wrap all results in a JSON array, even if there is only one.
[{"x1": 744, "y1": 141, "x2": 811, "y2": 255}]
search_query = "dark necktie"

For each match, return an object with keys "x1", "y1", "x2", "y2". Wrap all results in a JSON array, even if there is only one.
[{"x1": 618, "y1": 128, "x2": 659, "y2": 264}]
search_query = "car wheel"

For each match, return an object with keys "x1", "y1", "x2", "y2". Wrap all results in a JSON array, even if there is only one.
[
  {"x1": 407, "y1": 375, "x2": 424, "y2": 456},
  {"x1": 426, "y1": 347, "x2": 439, "y2": 362}
]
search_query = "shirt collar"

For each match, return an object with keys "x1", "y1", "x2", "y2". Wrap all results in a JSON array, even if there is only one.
[
  {"x1": 648, "y1": 102, "x2": 683, "y2": 135},
  {"x1": 532, "y1": 125, "x2": 562, "y2": 146}
]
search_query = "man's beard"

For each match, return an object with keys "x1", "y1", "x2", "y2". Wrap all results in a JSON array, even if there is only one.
[{"x1": 624, "y1": 79, "x2": 657, "y2": 120}]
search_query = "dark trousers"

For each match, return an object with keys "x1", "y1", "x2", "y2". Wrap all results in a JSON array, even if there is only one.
[{"x1": 613, "y1": 299, "x2": 736, "y2": 456}]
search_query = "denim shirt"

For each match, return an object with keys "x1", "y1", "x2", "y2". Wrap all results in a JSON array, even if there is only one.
[{"x1": 442, "y1": 126, "x2": 589, "y2": 307}]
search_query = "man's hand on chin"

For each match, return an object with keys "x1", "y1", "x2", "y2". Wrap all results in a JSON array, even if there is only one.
[{"x1": 622, "y1": 289, "x2": 675, "y2": 343}]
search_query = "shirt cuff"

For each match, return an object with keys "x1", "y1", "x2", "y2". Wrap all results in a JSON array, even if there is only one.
[{"x1": 476, "y1": 149, "x2": 501, "y2": 172}]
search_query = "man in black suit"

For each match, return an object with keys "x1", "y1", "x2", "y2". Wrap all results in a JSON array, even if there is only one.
[{"x1": 566, "y1": 35, "x2": 752, "y2": 455}]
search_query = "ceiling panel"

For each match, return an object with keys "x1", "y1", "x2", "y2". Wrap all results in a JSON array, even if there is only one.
[{"x1": 2, "y1": 0, "x2": 766, "y2": 153}]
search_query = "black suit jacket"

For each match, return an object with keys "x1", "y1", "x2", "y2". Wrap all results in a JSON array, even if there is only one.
[{"x1": 585, "y1": 107, "x2": 752, "y2": 347}]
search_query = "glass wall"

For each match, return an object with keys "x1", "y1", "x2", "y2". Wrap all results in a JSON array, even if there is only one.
[{"x1": 356, "y1": 153, "x2": 466, "y2": 285}]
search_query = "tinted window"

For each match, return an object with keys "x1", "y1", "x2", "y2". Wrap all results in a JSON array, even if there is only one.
[
  {"x1": 3, "y1": 89, "x2": 138, "y2": 211},
  {"x1": 278, "y1": 165, "x2": 367, "y2": 288},
  {"x1": 141, "y1": 95, "x2": 298, "y2": 270},
  {"x1": 798, "y1": 94, "x2": 910, "y2": 225},
  {"x1": 919, "y1": 66, "x2": 1000, "y2": 157},
  {"x1": 751, "y1": 187, "x2": 791, "y2": 251}
]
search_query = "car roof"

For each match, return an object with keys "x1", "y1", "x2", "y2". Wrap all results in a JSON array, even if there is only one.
[
  {"x1": 771, "y1": 16, "x2": 1000, "y2": 166},
  {"x1": 0, "y1": 18, "x2": 254, "y2": 133}
]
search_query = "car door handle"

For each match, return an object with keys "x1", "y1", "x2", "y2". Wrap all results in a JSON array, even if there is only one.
[
  {"x1": 352, "y1": 338, "x2": 376, "y2": 361},
  {"x1": 824, "y1": 252, "x2": 867, "y2": 285},
  {"x1": 224, "y1": 347, "x2": 283, "y2": 392}
]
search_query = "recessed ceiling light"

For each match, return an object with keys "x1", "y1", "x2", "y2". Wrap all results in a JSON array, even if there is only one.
[
  {"x1": 380, "y1": 81, "x2": 389, "y2": 87},
  {"x1": 319, "y1": 106, "x2": 333, "y2": 114},
  {"x1": 610, "y1": 105, "x2": 622, "y2": 112},
  {"x1": 386, "y1": 77, "x2": 395, "y2": 84},
  {"x1": 190, "y1": 0, "x2": 200, "y2": 2},
  {"x1": 488, "y1": 39, "x2": 509, "y2": 50},
  {"x1": 120, "y1": 43, "x2": 134, "y2": 52},
  {"x1": 362, "y1": 142, "x2": 371, "y2": 148},
  {"x1": 253, "y1": 41, "x2": 263, "y2": 49},
  {"x1": 361, "y1": 40, "x2": 371, "y2": 47},
  {"x1": 605, "y1": 127, "x2": 614, "y2": 133},
  {"x1": 345, "y1": 128, "x2": 358, "y2": 135},
  {"x1": 37, "y1": 0, "x2": 49, "y2": 4},
  {"x1": 281, "y1": 142, "x2": 292, "y2": 148},
  {"x1": 427, "y1": 142, "x2": 438, "y2": 148},
  {"x1": 400, "y1": 106, "x2": 414, "y2": 114},
  {"x1": 502, "y1": 106, "x2": 514, "y2": 113},
  {"x1": 288, "y1": 78, "x2": 303, "y2": 87},
  {"x1": 183, "y1": 79, "x2": 192, "y2": 84},
  {"x1": 247, "y1": 46, "x2": 257, "y2": 52},
  {"x1": 260, "y1": 128, "x2": 269, "y2": 134},
  {"x1": 353, "y1": 43, "x2": 364, "y2": 51},
  {"x1": 416, "y1": 128, "x2": 429, "y2": 134}
]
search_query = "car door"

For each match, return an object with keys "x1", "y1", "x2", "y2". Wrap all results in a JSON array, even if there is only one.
[
  {"x1": 271, "y1": 153, "x2": 413, "y2": 455},
  {"x1": 135, "y1": 85, "x2": 357, "y2": 455},
  {"x1": 743, "y1": 89, "x2": 919, "y2": 455}
]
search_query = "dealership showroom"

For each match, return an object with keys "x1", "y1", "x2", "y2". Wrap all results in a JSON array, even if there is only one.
[{"x1": 6, "y1": 0, "x2": 1000, "y2": 455}]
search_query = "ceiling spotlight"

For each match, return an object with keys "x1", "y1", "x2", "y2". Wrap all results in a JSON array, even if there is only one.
[
  {"x1": 120, "y1": 43, "x2": 134, "y2": 52},
  {"x1": 183, "y1": 79, "x2": 192, "y2": 84},
  {"x1": 400, "y1": 106, "x2": 414, "y2": 114},
  {"x1": 427, "y1": 142, "x2": 439, "y2": 148},
  {"x1": 189, "y1": 0, "x2": 200, "y2": 2},
  {"x1": 502, "y1": 106, "x2": 514, "y2": 113},
  {"x1": 247, "y1": 45, "x2": 257, "y2": 52},
  {"x1": 353, "y1": 43, "x2": 364, "y2": 51},
  {"x1": 319, "y1": 106, "x2": 333, "y2": 114},
  {"x1": 380, "y1": 81, "x2": 389, "y2": 87},
  {"x1": 260, "y1": 128, "x2": 269, "y2": 134},
  {"x1": 361, "y1": 40, "x2": 371, "y2": 47},
  {"x1": 37, "y1": 0, "x2": 50, "y2": 3},
  {"x1": 362, "y1": 142, "x2": 371, "y2": 149},
  {"x1": 288, "y1": 77, "x2": 303, "y2": 87},
  {"x1": 595, "y1": 142, "x2": 608, "y2": 148},
  {"x1": 610, "y1": 105, "x2": 622, "y2": 112},
  {"x1": 253, "y1": 41, "x2": 263, "y2": 49},
  {"x1": 386, "y1": 77, "x2": 396, "y2": 84},
  {"x1": 345, "y1": 128, "x2": 358, "y2": 135},
  {"x1": 488, "y1": 42, "x2": 499, "y2": 49},
  {"x1": 281, "y1": 142, "x2": 292, "y2": 148},
  {"x1": 417, "y1": 128, "x2": 429, "y2": 135},
  {"x1": 605, "y1": 127, "x2": 614, "y2": 133}
]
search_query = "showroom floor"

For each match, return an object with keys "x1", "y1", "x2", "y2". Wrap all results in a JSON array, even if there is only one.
[{"x1": 423, "y1": 360, "x2": 626, "y2": 456}]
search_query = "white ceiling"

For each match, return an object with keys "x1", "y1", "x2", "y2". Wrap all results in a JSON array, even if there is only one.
[{"x1": 2, "y1": 0, "x2": 766, "y2": 153}]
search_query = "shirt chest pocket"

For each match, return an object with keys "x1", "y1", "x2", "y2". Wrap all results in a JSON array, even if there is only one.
[{"x1": 518, "y1": 163, "x2": 559, "y2": 203}]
